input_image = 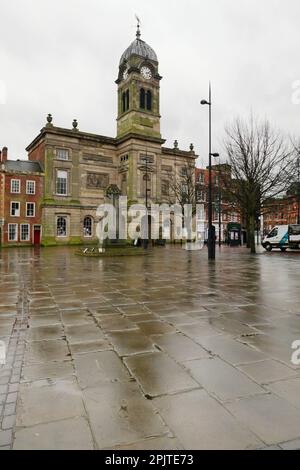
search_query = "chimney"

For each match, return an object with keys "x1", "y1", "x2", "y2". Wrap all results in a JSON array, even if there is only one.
[{"x1": 1, "y1": 147, "x2": 8, "y2": 162}]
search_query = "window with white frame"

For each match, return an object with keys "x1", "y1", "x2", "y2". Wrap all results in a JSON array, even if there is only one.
[
  {"x1": 26, "y1": 180, "x2": 36, "y2": 195},
  {"x1": 10, "y1": 201, "x2": 20, "y2": 217},
  {"x1": 26, "y1": 202, "x2": 35, "y2": 217},
  {"x1": 57, "y1": 149, "x2": 69, "y2": 161},
  {"x1": 8, "y1": 224, "x2": 18, "y2": 241},
  {"x1": 11, "y1": 179, "x2": 20, "y2": 193},
  {"x1": 57, "y1": 217, "x2": 67, "y2": 237},
  {"x1": 56, "y1": 170, "x2": 68, "y2": 195},
  {"x1": 20, "y1": 224, "x2": 30, "y2": 241},
  {"x1": 83, "y1": 216, "x2": 93, "y2": 237}
]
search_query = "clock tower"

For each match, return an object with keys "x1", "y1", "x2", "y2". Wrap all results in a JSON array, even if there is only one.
[{"x1": 116, "y1": 24, "x2": 162, "y2": 139}]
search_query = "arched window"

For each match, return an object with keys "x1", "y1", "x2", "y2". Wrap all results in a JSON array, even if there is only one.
[
  {"x1": 57, "y1": 217, "x2": 67, "y2": 237},
  {"x1": 122, "y1": 92, "x2": 126, "y2": 113},
  {"x1": 126, "y1": 89, "x2": 130, "y2": 110},
  {"x1": 140, "y1": 88, "x2": 145, "y2": 109},
  {"x1": 83, "y1": 216, "x2": 93, "y2": 237},
  {"x1": 146, "y1": 90, "x2": 152, "y2": 110}
]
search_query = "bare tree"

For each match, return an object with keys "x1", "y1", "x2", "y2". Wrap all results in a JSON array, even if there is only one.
[
  {"x1": 222, "y1": 115, "x2": 292, "y2": 253},
  {"x1": 167, "y1": 159, "x2": 197, "y2": 212}
]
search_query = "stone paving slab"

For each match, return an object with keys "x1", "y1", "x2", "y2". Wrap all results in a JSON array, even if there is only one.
[
  {"x1": 267, "y1": 377, "x2": 300, "y2": 410},
  {"x1": 21, "y1": 361, "x2": 74, "y2": 382},
  {"x1": 238, "y1": 360, "x2": 299, "y2": 384},
  {"x1": 74, "y1": 350, "x2": 130, "y2": 388},
  {"x1": 183, "y1": 357, "x2": 265, "y2": 401},
  {"x1": 153, "y1": 333, "x2": 210, "y2": 362},
  {"x1": 83, "y1": 381, "x2": 168, "y2": 449},
  {"x1": 225, "y1": 393, "x2": 300, "y2": 445},
  {"x1": 154, "y1": 389, "x2": 262, "y2": 450},
  {"x1": 199, "y1": 335, "x2": 268, "y2": 365},
  {"x1": 124, "y1": 352, "x2": 199, "y2": 398},
  {"x1": 24, "y1": 339, "x2": 70, "y2": 364},
  {"x1": 13, "y1": 417, "x2": 94, "y2": 450},
  {"x1": 108, "y1": 330, "x2": 156, "y2": 357},
  {"x1": 16, "y1": 379, "x2": 85, "y2": 427}
]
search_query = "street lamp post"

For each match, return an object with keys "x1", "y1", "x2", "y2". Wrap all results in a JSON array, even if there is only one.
[
  {"x1": 218, "y1": 168, "x2": 222, "y2": 247},
  {"x1": 297, "y1": 152, "x2": 300, "y2": 224},
  {"x1": 141, "y1": 153, "x2": 151, "y2": 249},
  {"x1": 201, "y1": 83, "x2": 219, "y2": 260}
]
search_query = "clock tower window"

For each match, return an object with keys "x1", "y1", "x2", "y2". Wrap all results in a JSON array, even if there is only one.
[
  {"x1": 146, "y1": 90, "x2": 152, "y2": 111},
  {"x1": 122, "y1": 90, "x2": 130, "y2": 112},
  {"x1": 140, "y1": 88, "x2": 145, "y2": 109}
]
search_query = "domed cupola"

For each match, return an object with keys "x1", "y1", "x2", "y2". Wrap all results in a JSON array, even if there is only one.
[{"x1": 119, "y1": 25, "x2": 158, "y2": 66}]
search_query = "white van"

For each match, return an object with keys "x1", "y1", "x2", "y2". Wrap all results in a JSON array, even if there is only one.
[
  {"x1": 262, "y1": 225, "x2": 289, "y2": 252},
  {"x1": 262, "y1": 224, "x2": 300, "y2": 251}
]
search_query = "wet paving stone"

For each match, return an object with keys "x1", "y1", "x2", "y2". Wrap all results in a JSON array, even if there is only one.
[
  {"x1": 21, "y1": 361, "x2": 74, "y2": 382},
  {"x1": 125, "y1": 352, "x2": 199, "y2": 397},
  {"x1": 199, "y1": 335, "x2": 268, "y2": 365},
  {"x1": 74, "y1": 350, "x2": 130, "y2": 388},
  {"x1": 267, "y1": 377, "x2": 300, "y2": 410},
  {"x1": 109, "y1": 436, "x2": 184, "y2": 450},
  {"x1": 27, "y1": 325, "x2": 64, "y2": 342},
  {"x1": 225, "y1": 393, "x2": 300, "y2": 445},
  {"x1": 29, "y1": 314, "x2": 61, "y2": 327},
  {"x1": 153, "y1": 333, "x2": 210, "y2": 362},
  {"x1": 16, "y1": 379, "x2": 85, "y2": 427},
  {"x1": 14, "y1": 416, "x2": 94, "y2": 450},
  {"x1": 70, "y1": 339, "x2": 112, "y2": 356},
  {"x1": 65, "y1": 324, "x2": 104, "y2": 343},
  {"x1": 238, "y1": 360, "x2": 299, "y2": 384},
  {"x1": 154, "y1": 389, "x2": 262, "y2": 450},
  {"x1": 83, "y1": 381, "x2": 167, "y2": 449},
  {"x1": 136, "y1": 321, "x2": 176, "y2": 336},
  {"x1": 184, "y1": 357, "x2": 265, "y2": 401},
  {"x1": 108, "y1": 330, "x2": 156, "y2": 357},
  {"x1": 96, "y1": 314, "x2": 137, "y2": 332},
  {"x1": 24, "y1": 340, "x2": 70, "y2": 364}
]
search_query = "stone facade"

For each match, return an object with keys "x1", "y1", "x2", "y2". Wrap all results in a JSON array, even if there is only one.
[{"x1": 26, "y1": 28, "x2": 197, "y2": 246}]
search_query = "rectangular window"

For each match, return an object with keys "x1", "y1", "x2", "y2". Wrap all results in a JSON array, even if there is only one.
[
  {"x1": 56, "y1": 170, "x2": 68, "y2": 195},
  {"x1": 26, "y1": 202, "x2": 35, "y2": 217},
  {"x1": 26, "y1": 180, "x2": 36, "y2": 195},
  {"x1": 57, "y1": 149, "x2": 69, "y2": 161},
  {"x1": 11, "y1": 179, "x2": 20, "y2": 193},
  {"x1": 20, "y1": 224, "x2": 30, "y2": 241},
  {"x1": 10, "y1": 202, "x2": 20, "y2": 217},
  {"x1": 8, "y1": 224, "x2": 18, "y2": 241}
]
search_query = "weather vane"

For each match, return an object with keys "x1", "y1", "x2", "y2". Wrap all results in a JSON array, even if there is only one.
[{"x1": 135, "y1": 14, "x2": 141, "y2": 38}]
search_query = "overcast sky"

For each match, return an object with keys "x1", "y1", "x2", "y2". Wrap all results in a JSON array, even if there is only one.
[{"x1": 0, "y1": 0, "x2": 299, "y2": 167}]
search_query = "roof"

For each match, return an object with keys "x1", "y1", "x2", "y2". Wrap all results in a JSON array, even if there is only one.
[
  {"x1": 4, "y1": 160, "x2": 44, "y2": 174},
  {"x1": 119, "y1": 37, "x2": 157, "y2": 66}
]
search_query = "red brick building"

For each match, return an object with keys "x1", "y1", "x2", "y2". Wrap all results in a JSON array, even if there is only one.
[
  {"x1": 195, "y1": 164, "x2": 241, "y2": 242},
  {"x1": 262, "y1": 195, "x2": 300, "y2": 233},
  {"x1": 0, "y1": 147, "x2": 44, "y2": 246}
]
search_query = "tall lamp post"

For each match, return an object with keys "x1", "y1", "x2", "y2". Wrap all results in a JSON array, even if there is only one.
[
  {"x1": 297, "y1": 152, "x2": 300, "y2": 224},
  {"x1": 141, "y1": 153, "x2": 151, "y2": 249},
  {"x1": 201, "y1": 83, "x2": 219, "y2": 260}
]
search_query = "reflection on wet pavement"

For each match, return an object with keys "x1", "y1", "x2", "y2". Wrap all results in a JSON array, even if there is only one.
[{"x1": 0, "y1": 245, "x2": 299, "y2": 449}]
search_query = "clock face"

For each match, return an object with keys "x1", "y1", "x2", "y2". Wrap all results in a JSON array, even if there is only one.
[
  {"x1": 122, "y1": 68, "x2": 128, "y2": 80},
  {"x1": 141, "y1": 66, "x2": 152, "y2": 79}
]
